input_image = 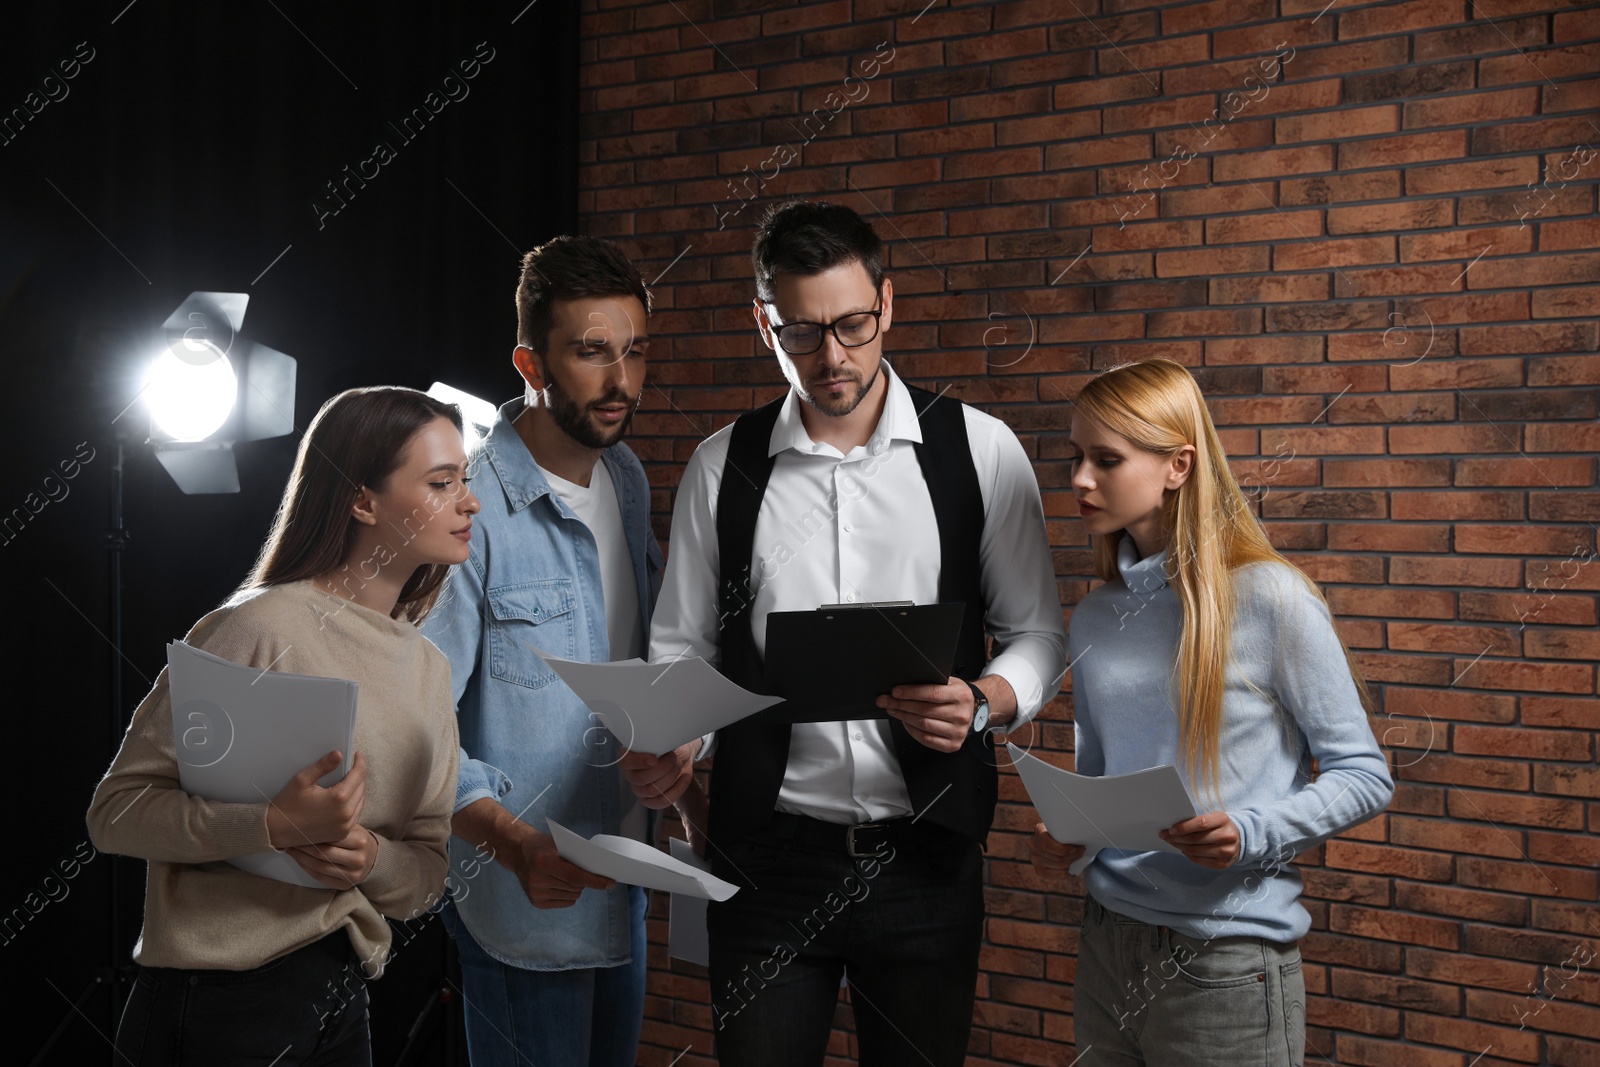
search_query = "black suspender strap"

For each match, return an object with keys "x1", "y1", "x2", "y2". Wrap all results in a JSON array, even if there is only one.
[
  {"x1": 896, "y1": 384, "x2": 996, "y2": 842},
  {"x1": 708, "y1": 396, "x2": 792, "y2": 846}
]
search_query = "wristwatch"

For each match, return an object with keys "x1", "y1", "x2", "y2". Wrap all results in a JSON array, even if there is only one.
[{"x1": 965, "y1": 680, "x2": 990, "y2": 734}]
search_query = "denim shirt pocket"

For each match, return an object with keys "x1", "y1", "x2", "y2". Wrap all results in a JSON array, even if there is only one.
[{"x1": 487, "y1": 578, "x2": 577, "y2": 689}]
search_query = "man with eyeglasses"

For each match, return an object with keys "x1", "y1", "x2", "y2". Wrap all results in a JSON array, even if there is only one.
[{"x1": 649, "y1": 200, "x2": 1067, "y2": 1066}]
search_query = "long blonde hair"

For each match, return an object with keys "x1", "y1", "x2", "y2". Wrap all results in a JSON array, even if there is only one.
[{"x1": 1073, "y1": 359, "x2": 1371, "y2": 798}]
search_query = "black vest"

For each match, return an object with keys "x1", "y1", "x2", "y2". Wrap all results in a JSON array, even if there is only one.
[{"x1": 710, "y1": 383, "x2": 998, "y2": 845}]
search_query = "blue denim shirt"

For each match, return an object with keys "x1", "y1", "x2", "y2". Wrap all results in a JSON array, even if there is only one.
[{"x1": 421, "y1": 398, "x2": 662, "y2": 970}]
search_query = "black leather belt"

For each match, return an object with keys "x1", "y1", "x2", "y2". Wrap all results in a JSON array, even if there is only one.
[{"x1": 764, "y1": 811, "x2": 928, "y2": 858}]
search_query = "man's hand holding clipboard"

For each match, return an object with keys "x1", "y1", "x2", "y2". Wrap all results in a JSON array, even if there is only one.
[
  {"x1": 876, "y1": 672, "x2": 1013, "y2": 753},
  {"x1": 761, "y1": 600, "x2": 1012, "y2": 751}
]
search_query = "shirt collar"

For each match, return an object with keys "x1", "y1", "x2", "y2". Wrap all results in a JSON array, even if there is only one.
[
  {"x1": 768, "y1": 361, "x2": 924, "y2": 458},
  {"x1": 1116, "y1": 535, "x2": 1172, "y2": 595},
  {"x1": 478, "y1": 398, "x2": 556, "y2": 513}
]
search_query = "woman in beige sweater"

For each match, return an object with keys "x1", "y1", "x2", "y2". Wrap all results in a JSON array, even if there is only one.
[{"x1": 87, "y1": 386, "x2": 478, "y2": 1066}]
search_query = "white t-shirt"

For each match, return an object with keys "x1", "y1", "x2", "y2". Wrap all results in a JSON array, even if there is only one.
[{"x1": 539, "y1": 458, "x2": 647, "y2": 842}]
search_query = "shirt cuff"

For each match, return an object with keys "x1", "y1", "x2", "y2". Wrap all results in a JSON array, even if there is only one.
[
  {"x1": 361, "y1": 830, "x2": 400, "y2": 897},
  {"x1": 1227, "y1": 811, "x2": 1254, "y2": 867},
  {"x1": 453, "y1": 759, "x2": 514, "y2": 813},
  {"x1": 982, "y1": 653, "x2": 1045, "y2": 727},
  {"x1": 208, "y1": 801, "x2": 279, "y2": 856},
  {"x1": 453, "y1": 788, "x2": 500, "y2": 815}
]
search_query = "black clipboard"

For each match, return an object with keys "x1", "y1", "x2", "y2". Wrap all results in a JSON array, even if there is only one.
[{"x1": 760, "y1": 601, "x2": 965, "y2": 725}]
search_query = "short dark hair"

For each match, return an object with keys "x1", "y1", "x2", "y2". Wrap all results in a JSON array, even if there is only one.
[
  {"x1": 515, "y1": 235, "x2": 652, "y2": 354},
  {"x1": 751, "y1": 200, "x2": 884, "y2": 303}
]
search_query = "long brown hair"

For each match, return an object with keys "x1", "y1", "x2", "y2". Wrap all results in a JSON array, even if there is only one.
[
  {"x1": 1074, "y1": 359, "x2": 1371, "y2": 801},
  {"x1": 239, "y1": 386, "x2": 464, "y2": 624}
]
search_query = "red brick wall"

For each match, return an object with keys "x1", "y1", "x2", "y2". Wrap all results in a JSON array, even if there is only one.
[{"x1": 576, "y1": 1, "x2": 1600, "y2": 1063}]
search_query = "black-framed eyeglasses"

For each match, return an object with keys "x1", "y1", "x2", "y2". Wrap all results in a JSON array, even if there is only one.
[{"x1": 767, "y1": 302, "x2": 883, "y2": 356}]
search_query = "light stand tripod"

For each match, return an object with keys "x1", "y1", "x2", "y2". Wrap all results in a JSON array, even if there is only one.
[{"x1": 28, "y1": 434, "x2": 136, "y2": 1066}]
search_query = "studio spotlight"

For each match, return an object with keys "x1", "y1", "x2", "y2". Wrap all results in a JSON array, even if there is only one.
[
  {"x1": 426, "y1": 381, "x2": 497, "y2": 450},
  {"x1": 147, "y1": 291, "x2": 296, "y2": 493},
  {"x1": 56, "y1": 292, "x2": 299, "y2": 1054},
  {"x1": 146, "y1": 339, "x2": 237, "y2": 442}
]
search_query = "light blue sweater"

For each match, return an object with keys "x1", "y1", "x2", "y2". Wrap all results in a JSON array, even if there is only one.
[{"x1": 1071, "y1": 536, "x2": 1394, "y2": 942}]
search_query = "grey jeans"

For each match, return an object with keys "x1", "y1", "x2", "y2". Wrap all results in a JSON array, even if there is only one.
[{"x1": 1074, "y1": 895, "x2": 1305, "y2": 1066}]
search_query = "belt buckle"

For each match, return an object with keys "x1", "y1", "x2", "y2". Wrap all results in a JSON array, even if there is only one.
[{"x1": 846, "y1": 822, "x2": 887, "y2": 859}]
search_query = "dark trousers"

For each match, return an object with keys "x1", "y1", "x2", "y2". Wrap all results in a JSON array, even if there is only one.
[
  {"x1": 113, "y1": 931, "x2": 371, "y2": 1067},
  {"x1": 707, "y1": 815, "x2": 984, "y2": 1067}
]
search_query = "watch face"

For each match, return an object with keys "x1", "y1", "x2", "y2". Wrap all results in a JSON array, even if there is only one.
[{"x1": 972, "y1": 701, "x2": 989, "y2": 733}]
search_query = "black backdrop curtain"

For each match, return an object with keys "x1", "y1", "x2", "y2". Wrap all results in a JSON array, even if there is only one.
[{"x1": 1, "y1": 3, "x2": 577, "y2": 1062}]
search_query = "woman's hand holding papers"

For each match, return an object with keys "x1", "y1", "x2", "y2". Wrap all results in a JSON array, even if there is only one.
[
  {"x1": 1028, "y1": 812, "x2": 1241, "y2": 877},
  {"x1": 287, "y1": 827, "x2": 379, "y2": 889},
  {"x1": 1158, "y1": 811, "x2": 1241, "y2": 870},
  {"x1": 266, "y1": 750, "x2": 367, "y2": 850},
  {"x1": 1027, "y1": 822, "x2": 1087, "y2": 878}
]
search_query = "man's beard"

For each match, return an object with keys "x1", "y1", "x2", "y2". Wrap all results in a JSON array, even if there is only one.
[
  {"x1": 800, "y1": 360, "x2": 880, "y2": 418},
  {"x1": 544, "y1": 375, "x2": 638, "y2": 449}
]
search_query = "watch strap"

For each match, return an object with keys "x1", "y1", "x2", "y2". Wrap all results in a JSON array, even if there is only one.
[{"x1": 965, "y1": 680, "x2": 989, "y2": 732}]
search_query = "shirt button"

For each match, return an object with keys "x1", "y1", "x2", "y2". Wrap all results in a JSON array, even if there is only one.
[
  {"x1": 845, "y1": 593, "x2": 856, "y2": 603},
  {"x1": 853, "y1": 732, "x2": 863, "y2": 741},
  {"x1": 844, "y1": 523, "x2": 855, "y2": 533}
]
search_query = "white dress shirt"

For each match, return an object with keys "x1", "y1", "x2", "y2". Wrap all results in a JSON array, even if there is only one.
[{"x1": 649, "y1": 364, "x2": 1068, "y2": 825}]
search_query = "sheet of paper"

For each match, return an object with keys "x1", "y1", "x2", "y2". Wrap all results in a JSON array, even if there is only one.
[
  {"x1": 167, "y1": 640, "x2": 358, "y2": 889},
  {"x1": 540, "y1": 654, "x2": 782, "y2": 756},
  {"x1": 1007, "y1": 743, "x2": 1198, "y2": 877},
  {"x1": 547, "y1": 820, "x2": 739, "y2": 902},
  {"x1": 667, "y1": 837, "x2": 712, "y2": 967}
]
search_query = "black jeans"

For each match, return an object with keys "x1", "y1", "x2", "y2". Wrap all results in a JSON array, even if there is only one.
[
  {"x1": 113, "y1": 931, "x2": 371, "y2": 1067},
  {"x1": 707, "y1": 816, "x2": 984, "y2": 1067}
]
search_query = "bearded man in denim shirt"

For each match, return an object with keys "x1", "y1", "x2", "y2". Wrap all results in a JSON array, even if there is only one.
[{"x1": 423, "y1": 236, "x2": 698, "y2": 1067}]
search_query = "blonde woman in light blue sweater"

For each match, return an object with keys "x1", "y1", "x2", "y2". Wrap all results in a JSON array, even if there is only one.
[{"x1": 1030, "y1": 358, "x2": 1393, "y2": 1066}]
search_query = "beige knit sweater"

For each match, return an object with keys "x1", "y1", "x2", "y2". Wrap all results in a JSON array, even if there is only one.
[{"x1": 86, "y1": 579, "x2": 459, "y2": 977}]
